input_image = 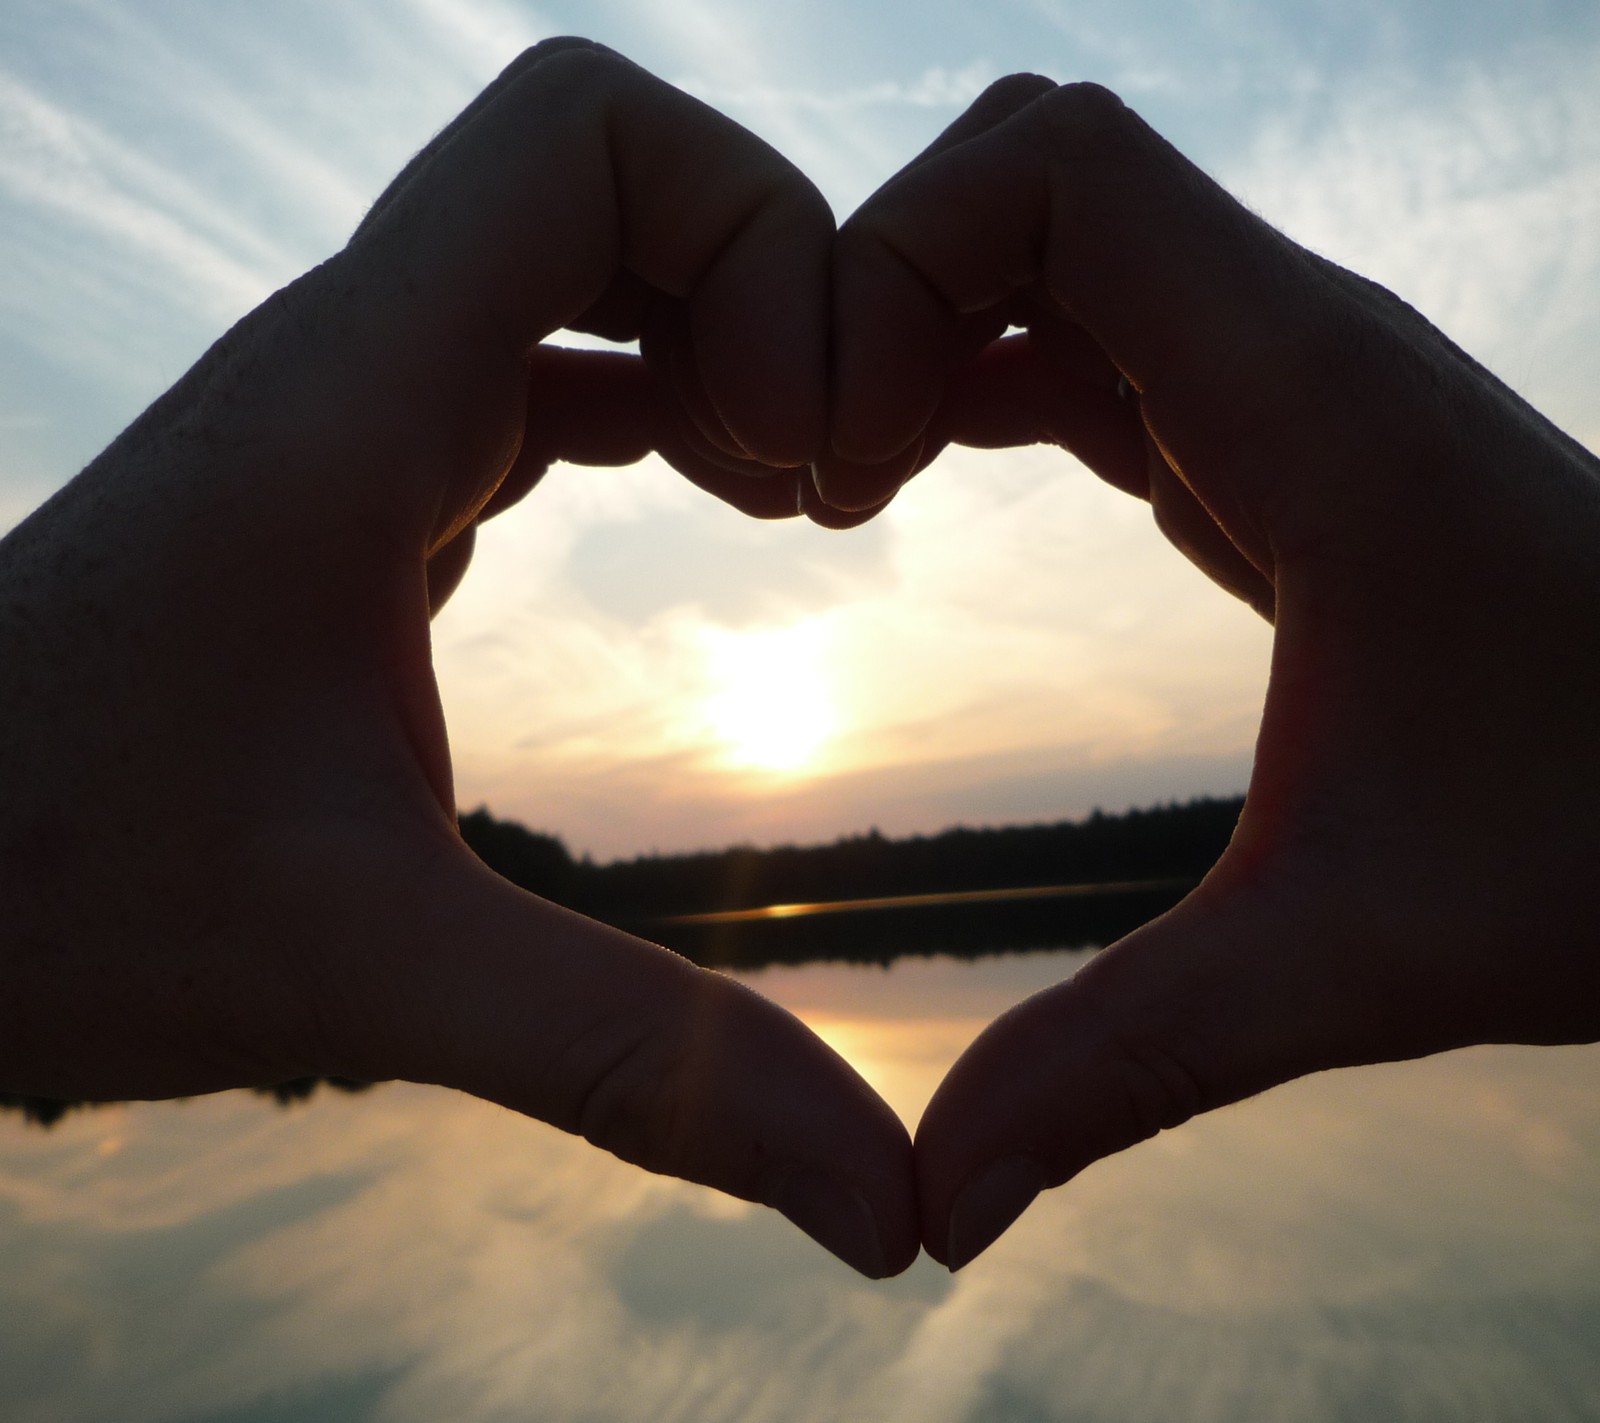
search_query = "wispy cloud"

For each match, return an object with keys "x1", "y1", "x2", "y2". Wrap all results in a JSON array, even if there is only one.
[
  {"x1": 1227, "y1": 44, "x2": 1600, "y2": 444},
  {"x1": 679, "y1": 62, "x2": 999, "y2": 114},
  {"x1": 0, "y1": 71, "x2": 293, "y2": 321},
  {"x1": 397, "y1": 0, "x2": 559, "y2": 78},
  {"x1": 599, "y1": 0, "x2": 997, "y2": 210},
  {"x1": 0, "y1": 0, "x2": 564, "y2": 478}
]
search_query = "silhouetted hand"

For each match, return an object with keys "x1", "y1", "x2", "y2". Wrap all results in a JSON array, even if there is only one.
[
  {"x1": 826, "y1": 76, "x2": 1600, "y2": 1269},
  {"x1": 0, "y1": 40, "x2": 916, "y2": 1279}
]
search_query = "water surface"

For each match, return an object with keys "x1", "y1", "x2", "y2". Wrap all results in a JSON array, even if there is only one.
[{"x1": 3, "y1": 949, "x2": 1597, "y2": 1422}]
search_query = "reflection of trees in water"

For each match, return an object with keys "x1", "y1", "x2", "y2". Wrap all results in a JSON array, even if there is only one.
[
  {"x1": 7, "y1": 798, "x2": 1239, "y2": 1126},
  {"x1": 1, "y1": 1076, "x2": 373, "y2": 1128}
]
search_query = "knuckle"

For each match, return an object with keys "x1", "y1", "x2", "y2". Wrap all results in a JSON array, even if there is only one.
[
  {"x1": 508, "y1": 36, "x2": 607, "y2": 75},
  {"x1": 564, "y1": 1013, "x2": 692, "y2": 1174},
  {"x1": 1074, "y1": 971, "x2": 1208, "y2": 1142},
  {"x1": 973, "y1": 71, "x2": 1057, "y2": 111},
  {"x1": 757, "y1": 171, "x2": 834, "y2": 242},
  {"x1": 487, "y1": 39, "x2": 608, "y2": 102},
  {"x1": 1110, "y1": 1033, "x2": 1207, "y2": 1142},
  {"x1": 835, "y1": 204, "x2": 925, "y2": 280},
  {"x1": 793, "y1": 177, "x2": 836, "y2": 231},
  {"x1": 833, "y1": 212, "x2": 884, "y2": 261},
  {"x1": 1024, "y1": 82, "x2": 1171, "y2": 213},
  {"x1": 1033, "y1": 80, "x2": 1135, "y2": 148},
  {"x1": 509, "y1": 41, "x2": 633, "y2": 108},
  {"x1": 499, "y1": 40, "x2": 649, "y2": 120}
]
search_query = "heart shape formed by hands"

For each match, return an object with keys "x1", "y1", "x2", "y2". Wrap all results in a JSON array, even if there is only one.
[{"x1": 3, "y1": 38, "x2": 1597, "y2": 1282}]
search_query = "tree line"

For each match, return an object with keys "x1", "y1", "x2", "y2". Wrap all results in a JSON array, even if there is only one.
[{"x1": 458, "y1": 794, "x2": 1244, "y2": 924}]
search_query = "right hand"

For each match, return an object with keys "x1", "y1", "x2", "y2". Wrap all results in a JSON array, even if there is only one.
[{"x1": 823, "y1": 76, "x2": 1600, "y2": 1269}]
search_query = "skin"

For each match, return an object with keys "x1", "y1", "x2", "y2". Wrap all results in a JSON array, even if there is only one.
[
  {"x1": 0, "y1": 40, "x2": 917, "y2": 1281},
  {"x1": 5, "y1": 45, "x2": 1596, "y2": 1284},
  {"x1": 821, "y1": 76, "x2": 1600, "y2": 1269}
]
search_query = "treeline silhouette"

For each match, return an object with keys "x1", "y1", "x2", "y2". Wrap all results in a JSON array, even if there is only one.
[
  {"x1": 0, "y1": 1077, "x2": 373, "y2": 1128},
  {"x1": 459, "y1": 795, "x2": 1243, "y2": 969},
  {"x1": 3, "y1": 796, "x2": 1242, "y2": 1125}
]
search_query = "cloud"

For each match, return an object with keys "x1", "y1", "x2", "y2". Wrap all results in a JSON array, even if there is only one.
[
  {"x1": 10, "y1": 1021, "x2": 1597, "y2": 1422},
  {"x1": 1223, "y1": 42, "x2": 1600, "y2": 446},
  {"x1": 7, "y1": 0, "x2": 1595, "y2": 868},
  {"x1": 593, "y1": 0, "x2": 1000, "y2": 210},
  {"x1": 0, "y1": 71, "x2": 294, "y2": 323},
  {"x1": 397, "y1": 0, "x2": 560, "y2": 78},
  {"x1": 0, "y1": 0, "x2": 572, "y2": 500},
  {"x1": 679, "y1": 62, "x2": 999, "y2": 114},
  {"x1": 434, "y1": 449, "x2": 1268, "y2": 859}
]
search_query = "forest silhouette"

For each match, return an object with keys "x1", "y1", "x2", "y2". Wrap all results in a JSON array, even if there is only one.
[
  {"x1": 457, "y1": 794, "x2": 1243, "y2": 969},
  {"x1": 3, "y1": 795, "x2": 1242, "y2": 1124}
]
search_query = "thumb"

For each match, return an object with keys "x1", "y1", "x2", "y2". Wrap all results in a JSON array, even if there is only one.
[
  {"x1": 915, "y1": 872, "x2": 1382, "y2": 1271},
  {"x1": 332, "y1": 846, "x2": 919, "y2": 1278}
]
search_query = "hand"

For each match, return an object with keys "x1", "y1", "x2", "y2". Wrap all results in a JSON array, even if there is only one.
[
  {"x1": 827, "y1": 77, "x2": 1600, "y2": 1268},
  {"x1": 0, "y1": 41, "x2": 917, "y2": 1279}
]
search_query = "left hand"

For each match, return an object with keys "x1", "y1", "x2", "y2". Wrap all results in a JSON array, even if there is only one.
[{"x1": 0, "y1": 40, "x2": 916, "y2": 1279}]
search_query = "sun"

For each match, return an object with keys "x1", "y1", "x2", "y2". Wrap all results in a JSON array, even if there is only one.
[{"x1": 702, "y1": 621, "x2": 838, "y2": 774}]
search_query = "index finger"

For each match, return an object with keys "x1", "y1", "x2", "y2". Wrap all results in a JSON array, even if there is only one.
[
  {"x1": 330, "y1": 41, "x2": 833, "y2": 539},
  {"x1": 830, "y1": 81, "x2": 1324, "y2": 487}
]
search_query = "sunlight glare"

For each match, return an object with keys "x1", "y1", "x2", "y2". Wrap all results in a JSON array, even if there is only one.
[{"x1": 703, "y1": 621, "x2": 837, "y2": 774}]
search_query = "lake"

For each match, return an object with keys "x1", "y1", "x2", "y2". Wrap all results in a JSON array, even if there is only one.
[{"x1": 3, "y1": 946, "x2": 1598, "y2": 1422}]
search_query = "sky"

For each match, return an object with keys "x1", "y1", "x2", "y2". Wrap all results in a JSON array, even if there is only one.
[{"x1": 2, "y1": 0, "x2": 1597, "y2": 859}]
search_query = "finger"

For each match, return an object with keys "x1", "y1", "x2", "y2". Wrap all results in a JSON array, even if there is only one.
[
  {"x1": 808, "y1": 442, "x2": 926, "y2": 515},
  {"x1": 914, "y1": 878, "x2": 1389, "y2": 1271},
  {"x1": 565, "y1": 266, "x2": 655, "y2": 345},
  {"x1": 641, "y1": 296, "x2": 794, "y2": 469},
  {"x1": 924, "y1": 333, "x2": 1147, "y2": 495},
  {"x1": 593, "y1": 54, "x2": 833, "y2": 468},
  {"x1": 799, "y1": 475, "x2": 895, "y2": 529},
  {"x1": 495, "y1": 346, "x2": 662, "y2": 508},
  {"x1": 331, "y1": 846, "x2": 919, "y2": 1277},
  {"x1": 812, "y1": 74, "x2": 1055, "y2": 512},
  {"x1": 831, "y1": 95, "x2": 1047, "y2": 467},
  {"x1": 902, "y1": 72, "x2": 1060, "y2": 167},
  {"x1": 832, "y1": 79, "x2": 1363, "y2": 562},
  {"x1": 426, "y1": 337, "x2": 777, "y2": 600},
  {"x1": 336, "y1": 43, "x2": 833, "y2": 534},
  {"x1": 484, "y1": 346, "x2": 808, "y2": 524},
  {"x1": 908, "y1": 335, "x2": 1274, "y2": 613},
  {"x1": 351, "y1": 36, "x2": 612, "y2": 240},
  {"x1": 810, "y1": 320, "x2": 1133, "y2": 517},
  {"x1": 370, "y1": 49, "x2": 821, "y2": 479},
  {"x1": 426, "y1": 525, "x2": 476, "y2": 614},
  {"x1": 1145, "y1": 453, "x2": 1276, "y2": 618},
  {"x1": 665, "y1": 456, "x2": 808, "y2": 521},
  {"x1": 808, "y1": 316, "x2": 1142, "y2": 513}
]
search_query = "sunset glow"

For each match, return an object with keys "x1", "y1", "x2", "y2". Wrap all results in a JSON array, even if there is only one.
[{"x1": 702, "y1": 621, "x2": 837, "y2": 774}]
